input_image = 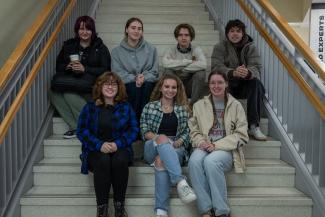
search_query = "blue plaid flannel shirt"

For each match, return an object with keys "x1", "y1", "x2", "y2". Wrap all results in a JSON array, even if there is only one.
[{"x1": 77, "y1": 101, "x2": 139, "y2": 174}]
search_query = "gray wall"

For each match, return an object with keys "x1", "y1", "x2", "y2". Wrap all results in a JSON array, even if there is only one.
[{"x1": 0, "y1": 0, "x2": 48, "y2": 69}]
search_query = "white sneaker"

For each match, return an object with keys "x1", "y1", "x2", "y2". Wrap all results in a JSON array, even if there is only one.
[
  {"x1": 177, "y1": 179, "x2": 197, "y2": 203},
  {"x1": 248, "y1": 127, "x2": 267, "y2": 141}
]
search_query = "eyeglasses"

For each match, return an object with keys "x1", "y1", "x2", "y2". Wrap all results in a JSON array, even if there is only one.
[{"x1": 103, "y1": 81, "x2": 118, "y2": 87}]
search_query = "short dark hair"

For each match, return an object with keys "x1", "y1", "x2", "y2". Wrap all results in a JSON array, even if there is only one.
[
  {"x1": 93, "y1": 71, "x2": 128, "y2": 106},
  {"x1": 225, "y1": 19, "x2": 246, "y2": 36},
  {"x1": 74, "y1": 15, "x2": 97, "y2": 41},
  {"x1": 124, "y1": 17, "x2": 144, "y2": 37},
  {"x1": 174, "y1": 23, "x2": 195, "y2": 41}
]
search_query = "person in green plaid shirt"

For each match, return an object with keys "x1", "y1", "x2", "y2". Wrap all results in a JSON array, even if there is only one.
[{"x1": 140, "y1": 74, "x2": 196, "y2": 217}]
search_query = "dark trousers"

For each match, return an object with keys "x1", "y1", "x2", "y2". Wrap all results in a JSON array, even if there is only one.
[
  {"x1": 125, "y1": 81, "x2": 155, "y2": 120},
  {"x1": 88, "y1": 149, "x2": 129, "y2": 205},
  {"x1": 229, "y1": 78, "x2": 265, "y2": 126}
]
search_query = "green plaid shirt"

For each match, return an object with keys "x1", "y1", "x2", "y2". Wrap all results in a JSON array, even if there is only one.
[{"x1": 140, "y1": 100, "x2": 190, "y2": 150}]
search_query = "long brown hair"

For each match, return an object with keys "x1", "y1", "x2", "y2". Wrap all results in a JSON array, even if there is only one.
[
  {"x1": 208, "y1": 71, "x2": 229, "y2": 126},
  {"x1": 92, "y1": 71, "x2": 127, "y2": 106},
  {"x1": 150, "y1": 74, "x2": 189, "y2": 109}
]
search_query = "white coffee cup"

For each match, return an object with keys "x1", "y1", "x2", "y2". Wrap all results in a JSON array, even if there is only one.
[{"x1": 69, "y1": 54, "x2": 80, "y2": 62}]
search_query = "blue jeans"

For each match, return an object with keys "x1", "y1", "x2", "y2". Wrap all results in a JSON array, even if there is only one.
[
  {"x1": 144, "y1": 140, "x2": 185, "y2": 212},
  {"x1": 188, "y1": 149, "x2": 233, "y2": 216}
]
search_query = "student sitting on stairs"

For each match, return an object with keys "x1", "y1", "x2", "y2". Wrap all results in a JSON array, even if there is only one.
[
  {"x1": 140, "y1": 74, "x2": 196, "y2": 217},
  {"x1": 211, "y1": 19, "x2": 267, "y2": 141},
  {"x1": 50, "y1": 15, "x2": 111, "y2": 139},
  {"x1": 77, "y1": 72, "x2": 139, "y2": 217},
  {"x1": 188, "y1": 71, "x2": 248, "y2": 217},
  {"x1": 162, "y1": 23, "x2": 207, "y2": 105},
  {"x1": 111, "y1": 17, "x2": 158, "y2": 121}
]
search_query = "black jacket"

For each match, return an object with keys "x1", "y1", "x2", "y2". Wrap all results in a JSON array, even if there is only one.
[{"x1": 56, "y1": 37, "x2": 111, "y2": 76}]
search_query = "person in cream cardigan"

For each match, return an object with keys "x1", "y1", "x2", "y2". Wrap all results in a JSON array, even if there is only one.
[{"x1": 188, "y1": 71, "x2": 249, "y2": 217}]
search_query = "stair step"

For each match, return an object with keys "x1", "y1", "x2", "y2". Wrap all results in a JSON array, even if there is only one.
[
  {"x1": 101, "y1": 1, "x2": 204, "y2": 7},
  {"x1": 103, "y1": 0, "x2": 203, "y2": 3},
  {"x1": 52, "y1": 117, "x2": 269, "y2": 140},
  {"x1": 98, "y1": 6, "x2": 207, "y2": 14},
  {"x1": 95, "y1": 14, "x2": 213, "y2": 24},
  {"x1": 32, "y1": 160, "x2": 294, "y2": 187},
  {"x1": 97, "y1": 23, "x2": 215, "y2": 33},
  {"x1": 20, "y1": 187, "x2": 312, "y2": 217},
  {"x1": 99, "y1": 33, "x2": 217, "y2": 45},
  {"x1": 45, "y1": 129, "x2": 276, "y2": 160},
  {"x1": 23, "y1": 186, "x2": 306, "y2": 197}
]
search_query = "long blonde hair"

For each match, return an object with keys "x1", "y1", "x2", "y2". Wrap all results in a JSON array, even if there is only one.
[{"x1": 150, "y1": 74, "x2": 190, "y2": 110}]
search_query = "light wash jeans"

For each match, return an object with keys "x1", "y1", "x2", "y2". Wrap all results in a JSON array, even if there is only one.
[
  {"x1": 144, "y1": 140, "x2": 185, "y2": 212},
  {"x1": 188, "y1": 149, "x2": 233, "y2": 216}
]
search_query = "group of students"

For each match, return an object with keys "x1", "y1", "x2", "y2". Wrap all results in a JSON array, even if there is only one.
[{"x1": 50, "y1": 15, "x2": 266, "y2": 217}]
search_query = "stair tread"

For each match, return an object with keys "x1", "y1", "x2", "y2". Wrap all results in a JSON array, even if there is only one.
[
  {"x1": 33, "y1": 160, "x2": 294, "y2": 174},
  {"x1": 23, "y1": 186, "x2": 307, "y2": 198},
  {"x1": 44, "y1": 135, "x2": 279, "y2": 147}
]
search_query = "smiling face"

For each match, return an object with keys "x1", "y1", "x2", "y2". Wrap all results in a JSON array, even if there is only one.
[
  {"x1": 160, "y1": 79, "x2": 178, "y2": 100},
  {"x1": 101, "y1": 80, "x2": 118, "y2": 101},
  {"x1": 227, "y1": 26, "x2": 244, "y2": 44},
  {"x1": 177, "y1": 28, "x2": 191, "y2": 48},
  {"x1": 209, "y1": 74, "x2": 228, "y2": 98},
  {"x1": 78, "y1": 21, "x2": 92, "y2": 42},
  {"x1": 126, "y1": 21, "x2": 143, "y2": 42}
]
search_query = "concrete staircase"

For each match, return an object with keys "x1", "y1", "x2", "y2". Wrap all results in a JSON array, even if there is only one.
[
  {"x1": 20, "y1": 0, "x2": 312, "y2": 217},
  {"x1": 20, "y1": 117, "x2": 312, "y2": 217}
]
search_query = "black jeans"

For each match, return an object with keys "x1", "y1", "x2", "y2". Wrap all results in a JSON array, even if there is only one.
[
  {"x1": 88, "y1": 149, "x2": 129, "y2": 205},
  {"x1": 125, "y1": 81, "x2": 155, "y2": 120},
  {"x1": 229, "y1": 78, "x2": 265, "y2": 126}
]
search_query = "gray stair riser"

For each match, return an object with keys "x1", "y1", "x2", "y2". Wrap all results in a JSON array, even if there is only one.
[
  {"x1": 104, "y1": 0, "x2": 203, "y2": 3},
  {"x1": 101, "y1": 1, "x2": 204, "y2": 7},
  {"x1": 97, "y1": 9, "x2": 208, "y2": 16},
  {"x1": 97, "y1": 23, "x2": 215, "y2": 32},
  {"x1": 20, "y1": 198, "x2": 312, "y2": 217},
  {"x1": 43, "y1": 144, "x2": 278, "y2": 159},
  {"x1": 98, "y1": 32, "x2": 217, "y2": 40},
  {"x1": 95, "y1": 15, "x2": 213, "y2": 24},
  {"x1": 33, "y1": 170, "x2": 294, "y2": 187},
  {"x1": 100, "y1": 36, "x2": 217, "y2": 46},
  {"x1": 52, "y1": 118, "x2": 268, "y2": 137},
  {"x1": 98, "y1": 6, "x2": 206, "y2": 13}
]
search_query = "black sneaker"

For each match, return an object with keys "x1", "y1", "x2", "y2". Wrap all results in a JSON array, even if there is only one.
[{"x1": 63, "y1": 130, "x2": 76, "y2": 139}]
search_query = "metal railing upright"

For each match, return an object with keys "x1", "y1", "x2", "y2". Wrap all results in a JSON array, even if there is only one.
[
  {"x1": 203, "y1": 0, "x2": 325, "y2": 216},
  {"x1": 0, "y1": 1, "x2": 94, "y2": 216}
]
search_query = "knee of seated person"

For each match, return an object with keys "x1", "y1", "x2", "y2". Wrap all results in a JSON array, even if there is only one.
[
  {"x1": 203, "y1": 157, "x2": 222, "y2": 170},
  {"x1": 154, "y1": 156, "x2": 165, "y2": 169},
  {"x1": 155, "y1": 134, "x2": 169, "y2": 145}
]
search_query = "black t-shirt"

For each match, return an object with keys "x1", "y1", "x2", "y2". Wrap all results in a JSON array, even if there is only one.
[
  {"x1": 158, "y1": 112, "x2": 178, "y2": 137},
  {"x1": 98, "y1": 104, "x2": 115, "y2": 142}
]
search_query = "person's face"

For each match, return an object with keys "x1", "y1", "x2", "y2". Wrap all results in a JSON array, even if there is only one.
[
  {"x1": 78, "y1": 22, "x2": 92, "y2": 42},
  {"x1": 126, "y1": 21, "x2": 143, "y2": 41},
  {"x1": 209, "y1": 74, "x2": 228, "y2": 98},
  {"x1": 177, "y1": 28, "x2": 191, "y2": 48},
  {"x1": 160, "y1": 79, "x2": 178, "y2": 100},
  {"x1": 227, "y1": 26, "x2": 244, "y2": 44},
  {"x1": 101, "y1": 80, "x2": 118, "y2": 100}
]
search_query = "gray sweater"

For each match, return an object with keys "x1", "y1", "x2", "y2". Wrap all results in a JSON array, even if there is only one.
[
  {"x1": 211, "y1": 35, "x2": 262, "y2": 80},
  {"x1": 162, "y1": 44, "x2": 207, "y2": 73},
  {"x1": 111, "y1": 38, "x2": 158, "y2": 84}
]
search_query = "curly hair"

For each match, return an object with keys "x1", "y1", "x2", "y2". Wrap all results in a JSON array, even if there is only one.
[
  {"x1": 174, "y1": 23, "x2": 195, "y2": 41},
  {"x1": 92, "y1": 71, "x2": 127, "y2": 106},
  {"x1": 150, "y1": 74, "x2": 190, "y2": 110}
]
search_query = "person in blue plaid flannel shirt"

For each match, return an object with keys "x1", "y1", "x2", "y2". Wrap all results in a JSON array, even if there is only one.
[
  {"x1": 77, "y1": 71, "x2": 139, "y2": 217},
  {"x1": 140, "y1": 73, "x2": 197, "y2": 217}
]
